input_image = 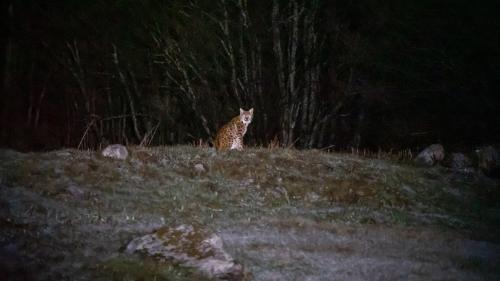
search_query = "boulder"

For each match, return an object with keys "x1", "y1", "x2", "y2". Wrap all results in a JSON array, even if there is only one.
[
  {"x1": 126, "y1": 225, "x2": 244, "y2": 280},
  {"x1": 66, "y1": 185, "x2": 85, "y2": 199},
  {"x1": 102, "y1": 144, "x2": 128, "y2": 160},
  {"x1": 414, "y1": 144, "x2": 445, "y2": 166},
  {"x1": 475, "y1": 145, "x2": 500, "y2": 177},
  {"x1": 444, "y1": 153, "x2": 473, "y2": 171},
  {"x1": 194, "y1": 163, "x2": 206, "y2": 173}
]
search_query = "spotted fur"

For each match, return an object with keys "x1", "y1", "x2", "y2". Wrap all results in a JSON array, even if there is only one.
[{"x1": 214, "y1": 108, "x2": 253, "y2": 151}]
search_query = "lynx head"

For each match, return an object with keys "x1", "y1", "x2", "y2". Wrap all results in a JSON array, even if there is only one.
[{"x1": 239, "y1": 108, "x2": 254, "y2": 125}]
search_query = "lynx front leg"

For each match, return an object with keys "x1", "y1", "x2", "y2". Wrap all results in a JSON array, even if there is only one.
[{"x1": 230, "y1": 138, "x2": 243, "y2": 150}]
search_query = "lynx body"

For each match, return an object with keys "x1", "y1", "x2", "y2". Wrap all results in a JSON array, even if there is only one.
[{"x1": 214, "y1": 108, "x2": 253, "y2": 151}]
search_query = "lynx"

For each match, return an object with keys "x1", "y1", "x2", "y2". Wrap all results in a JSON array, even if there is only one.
[{"x1": 214, "y1": 108, "x2": 253, "y2": 151}]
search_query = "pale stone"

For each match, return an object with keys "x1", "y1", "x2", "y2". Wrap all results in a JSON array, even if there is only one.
[
  {"x1": 194, "y1": 163, "x2": 206, "y2": 173},
  {"x1": 102, "y1": 144, "x2": 128, "y2": 160},
  {"x1": 126, "y1": 225, "x2": 244, "y2": 280},
  {"x1": 476, "y1": 145, "x2": 500, "y2": 176},
  {"x1": 414, "y1": 144, "x2": 445, "y2": 166}
]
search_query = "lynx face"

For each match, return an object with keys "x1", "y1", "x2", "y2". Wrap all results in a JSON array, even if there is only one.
[{"x1": 240, "y1": 108, "x2": 253, "y2": 125}]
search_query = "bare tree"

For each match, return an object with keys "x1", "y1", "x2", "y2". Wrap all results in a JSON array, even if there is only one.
[
  {"x1": 112, "y1": 44, "x2": 143, "y2": 142},
  {"x1": 161, "y1": 41, "x2": 212, "y2": 138},
  {"x1": 272, "y1": 0, "x2": 327, "y2": 146}
]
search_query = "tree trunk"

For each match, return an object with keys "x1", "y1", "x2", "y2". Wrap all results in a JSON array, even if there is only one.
[
  {"x1": 272, "y1": 0, "x2": 288, "y2": 145},
  {"x1": 112, "y1": 44, "x2": 142, "y2": 142}
]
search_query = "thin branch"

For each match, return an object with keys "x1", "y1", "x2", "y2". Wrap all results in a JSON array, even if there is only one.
[{"x1": 112, "y1": 44, "x2": 143, "y2": 142}]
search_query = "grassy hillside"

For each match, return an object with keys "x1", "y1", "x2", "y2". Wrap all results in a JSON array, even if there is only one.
[{"x1": 1, "y1": 146, "x2": 499, "y2": 280}]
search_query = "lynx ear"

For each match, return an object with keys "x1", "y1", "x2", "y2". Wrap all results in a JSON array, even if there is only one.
[
  {"x1": 249, "y1": 108, "x2": 254, "y2": 115},
  {"x1": 240, "y1": 108, "x2": 244, "y2": 115}
]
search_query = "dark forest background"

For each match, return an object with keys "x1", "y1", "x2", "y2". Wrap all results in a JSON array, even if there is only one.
[{"x1": 1, "y1": 0, "x2": 499, "y2": 151}]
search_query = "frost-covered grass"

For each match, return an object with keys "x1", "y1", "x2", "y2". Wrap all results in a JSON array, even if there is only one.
[{"x1": 0, "y1": 146, "x2": 499, "y2": 280}]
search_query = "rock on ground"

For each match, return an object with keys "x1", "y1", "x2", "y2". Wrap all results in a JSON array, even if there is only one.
[
  {"x1": 476, "y1": 145, "x2": 500, "y2": 176},
  {"x1": 415, "y1": 144, "x2": 445, "y2": 166},
  {"x1": 444, "y1": 152, "x2": 473, "y2": 171},
  {"x1": 194, "y1": 163, "x2": 206, "y2": 173},
  {"x1": 66, "y1": 185, "x2": 85, "y2": 199},
  {"x1": 126, "y1": 225, "x2": 245, "y2": 280},
  {"x1": 102, "y1": 144, "x2": 128, "y2": 160}
]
